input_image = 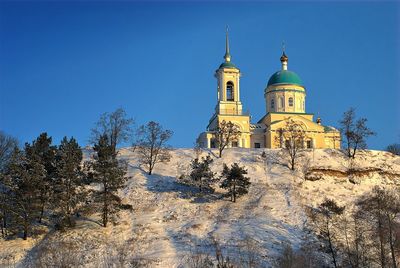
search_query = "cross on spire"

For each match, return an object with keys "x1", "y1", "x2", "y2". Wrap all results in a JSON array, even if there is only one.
[
  {"x1": 224, "y1": 25, "x2": 231, "y2": 62},
  {"x1": 280, "y1": 41, "x2": 288, "y2": 70}
]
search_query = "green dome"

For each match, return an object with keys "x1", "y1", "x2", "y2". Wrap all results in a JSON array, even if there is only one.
[
  {"x1": 219, "y1": 61, "x2": 238, "y2": 69},
  {"x1": 267, "y1": 70, "x2": 303, "y2": 87}
]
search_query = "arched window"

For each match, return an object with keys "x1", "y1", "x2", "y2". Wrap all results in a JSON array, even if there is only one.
[
  {"x1": 279, "y1": 97, "x2": 284, "y2": 108},
  {"x1": 226, "y1": 82, "x2": 234, "y2": 101},
  {"x1": 271, "y1": 99, "x2": 275, "y2": 109},
  {"x1": 288, "y1": 97, "x2": 293, "y2": 107}
]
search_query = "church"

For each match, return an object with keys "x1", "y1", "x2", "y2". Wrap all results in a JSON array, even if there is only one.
[{"x1": 198, "y1": 31, "x2": 341, "y2": 149}]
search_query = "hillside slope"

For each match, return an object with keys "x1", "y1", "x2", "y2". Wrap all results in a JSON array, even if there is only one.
[{"x1": 1, "y1": 148, "x2": 399, "y2": 267}]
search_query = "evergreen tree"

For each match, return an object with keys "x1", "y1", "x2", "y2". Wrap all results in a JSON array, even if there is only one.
[
  {"x1": 3, "y1": 147, "x2": 43, "y2": 239},
  {"x1": 91, "y1": 135, "x2": 127, "y2": 227},
  {"x1": 189, "y1": 155, "x2": 215, "y2": 192},
  {"x1": 220, "y1": 163, "x2": 251, "y2": 202},
  {"x1": 53, "y1": 137, "x2": 84, "y2": 229},
  {"x1": 25, "y1": 133, "x2": 57, "y2": 223}
]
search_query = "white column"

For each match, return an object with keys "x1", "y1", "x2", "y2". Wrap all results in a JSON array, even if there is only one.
[
  {"x1": 207, "y1": 137, "x2": 211, "y2": 148},
  {"x1": 238, "y1": 138, "x2": 242, "y2": 148},
  {"x1": 237, "y1": 75, "x2": 240, "y2": 102}
]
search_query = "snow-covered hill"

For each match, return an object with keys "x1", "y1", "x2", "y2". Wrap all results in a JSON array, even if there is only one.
[{"x1": 1, "y1": 148, "x2": 399, "y2": 267}]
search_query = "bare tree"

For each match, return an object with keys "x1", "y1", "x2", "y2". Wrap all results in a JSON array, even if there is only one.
[
  {"x1": 215, "y1": 120, "x2": 241, "y2": 158},
  {"x1": 339, "y1": 108, "x2": 375, "y2": 158},
  {"x1": 0, "y1": 132, "x2": 18, "y2": 237},
  {"x1": 193, "y1": 137, "x2": 202, "y2": 159},
  {"x1": 0, "y1": 131, "x2": 18, "y2": 172},
  {"x1": 310, "y1": 198, "x2": 345, "y2": 268},
  {"x1": 90, "y1": 108, "x2": 134, "y2": 153},
  {"x1": 357, "y1": 186, "x2": 400, "y2": 268},
  {"x1": 135, "y1": 121, "x2": 173, "y2": 175},
  {"x1": 275, "y1": 119, "x2": 307, "y2": 171},
  {"x1": 386, "y1": 143, "x2": 400, "y2": 156}
]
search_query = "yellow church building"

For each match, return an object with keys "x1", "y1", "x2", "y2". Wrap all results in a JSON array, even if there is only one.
[{"x1": 198, "y1": 31, "x2": 341, "y2": 149}]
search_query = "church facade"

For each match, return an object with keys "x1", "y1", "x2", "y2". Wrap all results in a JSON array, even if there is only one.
[{"x1": 198, "y1": 32, "x2": 341, "y2": 149}]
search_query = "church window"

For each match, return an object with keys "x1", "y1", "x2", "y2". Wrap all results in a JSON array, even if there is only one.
[
  {"x1": 271, "y1": 99, "x2": 275, "y2": 109},
  {"x1": 307, "y1": 140, "x2": 312, "y2": 149},
  {"x1": 254, "y1": 143, "x2": 261, "y2": 148},
  {"x1": 226, "y1": 82, "x2": 234, "y2": 101},
  {"x1": 210, "y1": 140, "x2": 216, "y2": 148},
  {"x1": 232, "y1": 141, "x2": 238, "y2": 147},
  {"x1": 279, "y1": 97, "x2": 284, "y2": 108},
  {"x1": 288, "y1": 97, "x2": 293, "y2": 107}
]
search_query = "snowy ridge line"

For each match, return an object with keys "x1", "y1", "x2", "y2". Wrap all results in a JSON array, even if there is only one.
[{"x1": 1, "y1": 148, "x2": 399, "y2": 267}]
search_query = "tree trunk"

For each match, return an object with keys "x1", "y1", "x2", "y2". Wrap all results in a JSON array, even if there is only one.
[
  {"x1": 103, "y1": 187, "x2": 108, "y2": 227},
  {"x1": 1, "y1": 210, "x2": 6, "y2": 237},
  {"x1": 233, "y1": 182, "x2": 236, "y2": 203},
  {"x1": 148, "y1": 158, "x2": 153, "y2": 175},
  {"x1": 387, "y1": 215, "x2": 397, "y2": 268},
  {"x1": 23, "y1": 216, "x2": 28, "y2": 240},
  {"x1": 326, "y1": 220, "x2": 338, "y2": 268},
  {"x1": 38, "y1": 202, "x2": 45, "y2": 223},
  {"x1": 378, "y1": 214, "x2": 386, "y2": 268}
]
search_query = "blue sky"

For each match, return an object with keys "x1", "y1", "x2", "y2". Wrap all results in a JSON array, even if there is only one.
[{"x1": 0, "y1": 1, "x2": 399, "y2": 149}]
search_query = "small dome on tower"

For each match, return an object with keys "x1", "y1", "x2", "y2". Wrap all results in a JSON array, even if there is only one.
[
  {"x1": 219, "y1": 61, "x2": 238, "y2": 69},
  {"x1": 280, "y1": 51, "x2": 288, "y2": 62}
]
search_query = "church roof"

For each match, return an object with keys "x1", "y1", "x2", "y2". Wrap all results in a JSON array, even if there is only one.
[
  {"x1": 219, "y1": 61, "x2": 238, "y2": 69},
  {"x1": 267, "y1": 70, "x2": 303, "y2": 87}
]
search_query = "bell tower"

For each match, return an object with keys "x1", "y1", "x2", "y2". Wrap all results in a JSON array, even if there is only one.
[
  {"x1": 214, "y1": 27, "x2": 243, "y2": 116},
  {"x1": 202, "y1": 27, "x2": 251, "y2": 148}
]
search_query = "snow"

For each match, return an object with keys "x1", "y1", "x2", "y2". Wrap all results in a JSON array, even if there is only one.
[{"x1": 1, "y1": 148, "x2": 399, "y2": 267}]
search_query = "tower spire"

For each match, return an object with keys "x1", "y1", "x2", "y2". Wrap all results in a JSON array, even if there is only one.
[
  {"x1": 280, "y1": 41, "x2": 288, "y2": 70},
  {"x1": 224, "y1": 26, "x2": 231, "y2": 62}
]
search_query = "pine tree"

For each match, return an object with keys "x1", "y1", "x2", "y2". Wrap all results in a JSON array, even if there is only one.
[
  {"x1": 189, "y1": 154, "x2": 215, "y2": 192},
  {"x1": 220, "y1": 163, "x2": 250, "y2": 202},
  {"x1": 25, "y1": 133, "x2": 57, "y2": 223},
  {"x1": 53, "y1": 137, "x2": 84, "y2": 229},
  {"x1": 91, "y1": 135, "x2": 127, "y2": 227},
  {"x1": 3, "y1": 147, "x2": 43, "y2": 239}
]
